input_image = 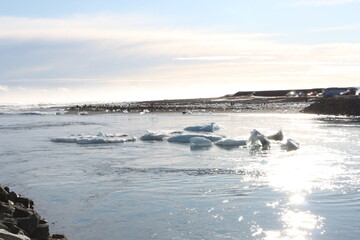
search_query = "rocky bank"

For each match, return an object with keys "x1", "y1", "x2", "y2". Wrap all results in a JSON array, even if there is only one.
[
  {"x1": 302, "y1": 96, "x2": 360, "y2": 116},
  {"x1": 0, "y1": 184, "x2": 67, "y2": 240}
]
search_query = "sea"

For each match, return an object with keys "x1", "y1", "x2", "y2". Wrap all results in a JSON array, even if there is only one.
[{"x1": 0, "y1": 105, "x2": 359, "y2": 240}]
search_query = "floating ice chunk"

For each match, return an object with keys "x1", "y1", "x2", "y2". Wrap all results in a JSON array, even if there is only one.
[
  {"x1": 267, "y1": 130, "x2": 284, "y2": 141},
  {"x1": 76, "y1": 137, "x2": 110, "y2": 144},
  {"x1": 140, "y1": 131, "x2": 169, "y2": 141},
  {"x1": 190, "y1": 137, "x2": 212, "y2": 147},
  {"x1": 50, "y1": 136, "x2": 78, "y2": 143},
  {"x1": 184, "y1": 122, "x2": 220, "y2": 132},
  {"x1": 167, "y1": 134, "x2": 222, "y2": 143},
  {"x1": 281, "y1": 139, "x2": 300, "y2": 151},
  {"x1": 96, "y1": 132, "x2": 128, "y2": 138},
  {"x1": 76, "y1": 136, "x2": 135, "y2": 144},
  {"x1": 51, "y1": 133, "x2": 135, "y2": 144},
  {"x1": 215, "y1": 139, "x2": 247, "y2": 147},
  {"x1": 97, "y1": 131, "x2": 105, "y2": 137},
  {"x1": 247, "y1": 129, "x2": 270, "y2": 150},
  {"x1": 105, "y1": 133, "x2": 129, "y2": 137}
]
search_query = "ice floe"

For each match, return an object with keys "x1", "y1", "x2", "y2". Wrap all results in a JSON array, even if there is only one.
[
  {"x1": 183, "y1": 122, "x2": 220, "y2": 132},
  {"x1": 281, "y1": 139, "x2": 300, "y2": 151},
  {"x1": 51, "y1": 132, "x2": 135, "y2": 144},
  {"x1": 50, "y1": 135, "x2": 80, "y2": 143},
  {"x1": 247, "y1": 129, "x2": 271, "y2": 150},
  {"x1": 215, "y1": 139, "x2": 247, "y2": 147},
  {"x1": 76, "y1": 136, "x2": 136, "y2": 144},
  {"x1": 267, "y1": 130, "x2": 284, "y2": 141},
  {"x1": 190, "y1": 137, "x2": 213, "y2": 147},
  {"x1": 140, "y1": 131, "x2": 169, "y2": 141},
  {"x1": 167, "y1": 134, "x2": 222, "y2": 143}
]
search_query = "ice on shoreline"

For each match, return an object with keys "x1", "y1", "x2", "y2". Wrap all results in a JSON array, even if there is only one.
[
  {"x1": 51, "y1": 132, "x2": 136, "y2": 144},
  {"x1": 184, "y1": 122, "x2": 220, "y2": 132}
]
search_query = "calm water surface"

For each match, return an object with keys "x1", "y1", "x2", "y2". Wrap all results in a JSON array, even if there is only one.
[{"x1": 0, "y1": 112, "x2": 359, "y2": 240}]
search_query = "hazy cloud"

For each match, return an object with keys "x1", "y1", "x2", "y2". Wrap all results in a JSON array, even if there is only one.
[
  {"x1": 174, "y1": 56, "x2": 277, "y2": 61},
  {"x1": 312, "y1": 24, "x2": 360, "y2": 32},
  {"x1": 58, "y1": 87, "x2": 70, "y2": 92},
  {"x1": 283, "y1": 0, "x2": 360, "y2": 7},
  {"x1": 0, "y1": 85, "x2": 9, "y2": 91},
  {"x1": 0, "y1": 15, "x2": 360, "y2": 103}
]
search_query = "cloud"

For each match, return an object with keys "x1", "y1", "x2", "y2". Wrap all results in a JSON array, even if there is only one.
[
  {"x1": 58, "y1": 87, "x2": 70, "y2": 92},
  {"x1": 0, "y1": 85, "x2": 9, "y2": 91},
  {"x1": 283, "y1": 0, "x2": 360, "y2": 7},
  {"x1": 0, "y1": 15, "x2": 360, "y2": 103},
  {"x1": 311, "y1": 24, "x2": 360, "y2": 32},
  {"x1": 174, "y1": 56, "x2": 278, "y2": 61}
]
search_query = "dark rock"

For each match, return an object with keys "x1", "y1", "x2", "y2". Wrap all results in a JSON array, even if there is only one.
[
  {"x1": 31, "y1": 223, "x2": 49, "y2": 240},
  {"x1": 303, "y1": 96, "x2": 360, "y2": 116},
  {"x1": 0, "y1": 202, "x2": 14, "y2": 214},
  {"x1": 16, "y1": 214, "x2": 39, "y2": 235},
  {"x1": 0, "y1": 213, "x2": 14, "y2": 219},
  {"x1": 1, "y1": 185, "x2": 66, "y2": 239},
  {"x1": 0, "y1": 229, "x2": 29, "y2": 240},
  {"x1": 9, "y1": 192, "x2": 19, "y2": 202},
  {"x1": 1, "y1": 215, "x2": 17, "y2": 225},
  {"x1": 0, "y1": 221, "x2": 10, "y2": 231},
  {"x1": 0, "y1": 185, "x2": 9, "y2": 202},
  {"x1": 39, "y1": 218, "x2": 48, "y2": 224},
  {"x1": 51, "y1": 234, "x2": 68, "y2": 240},
  {"x1": 13, "y1": 205, "x2": 32, "y2": 218},
  {"x1": 3, "y1": 220, "x2": 23, "y2": 235},
  {"x1": 15, "y1": 198, "x2": 34, "y2": 209}
]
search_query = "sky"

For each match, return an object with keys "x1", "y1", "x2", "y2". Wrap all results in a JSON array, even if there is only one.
[{"x1": 0, "y1": 0, "x2": 360, "y2": 104}]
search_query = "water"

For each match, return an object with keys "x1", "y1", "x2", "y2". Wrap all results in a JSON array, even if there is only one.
[{"x1": 0, "y1": 110, "x2": 359, "y2": 240}]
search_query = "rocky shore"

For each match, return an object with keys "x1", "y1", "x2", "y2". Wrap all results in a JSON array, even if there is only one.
[
  {"x1": 0, "y1": 184, "x2": 67, "y2": 240},
  {"x1": 64, "y1": 96, "x2": 316, "y2": 114},
  {"x1": 302, "y1": 96, "x2": 360, "y2": 116}
]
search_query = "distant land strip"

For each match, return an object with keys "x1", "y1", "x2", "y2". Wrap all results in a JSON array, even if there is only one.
[{"x1": 64, "y1": 87, "x2": 360, "y2": 116}]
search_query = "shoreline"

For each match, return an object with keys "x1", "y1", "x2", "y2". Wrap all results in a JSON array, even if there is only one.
[{"x1": 63, "y1": 96, "x2": 316, "y2": 115}]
